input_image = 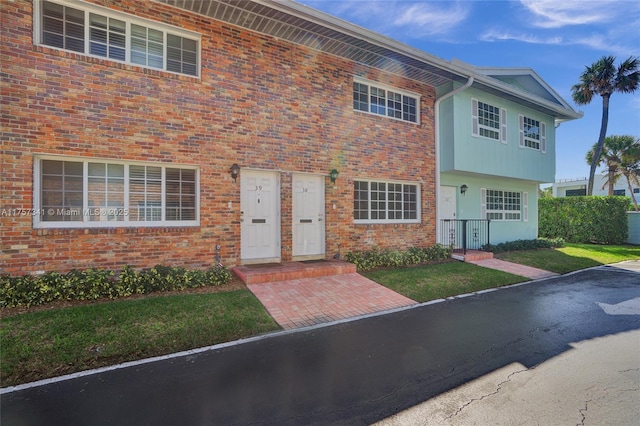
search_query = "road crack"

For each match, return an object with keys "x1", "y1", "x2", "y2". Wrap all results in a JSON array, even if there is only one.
[
  {"x1": 445, "y1": 367, "x2": 530, "y2": 420},
  {"x1": 577, "y1": 399, "x2": 591, "y2": 426}
]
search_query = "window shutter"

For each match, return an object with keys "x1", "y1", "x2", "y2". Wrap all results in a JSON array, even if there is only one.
[
  {"x1": 540, "y1": 122, "x2": 547, "y2": 153},
  {"x1": 481, "y1": 188, "x2": 487, "y2": 219},
  {"x1": 500, "y1": 108, "x2": 508, "y2": 144},
  {"x1": 523, "y1": 192, "x2": 528, "y2": 222},
  {"x1": 518, "y1": 114, "x2": 525, "y2": 148},
  {"x1": 471, "y1": 98, "x2": 479, "y2": 137}
]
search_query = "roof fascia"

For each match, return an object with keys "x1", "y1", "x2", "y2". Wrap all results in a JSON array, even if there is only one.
[
  {"x1": 452, "y1": 60, "x2": 581, "y2": 120},
  {"x1": 256, "y1": 0, "x2": 472, "y2": 81},
  {"x1": 474, "y1": 75, "x2": 582, "y2": 120},
  {"x1": 475, "y1": 66, "x2": 575, "y2": 110}
]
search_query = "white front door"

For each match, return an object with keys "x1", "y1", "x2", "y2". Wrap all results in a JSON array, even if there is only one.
[
  {"x1": 292, "y1": 174, "x2": 325, "y2": 259},
  {"x1": 440, "y1": 186, "x2": 457, "y2": 246},
  {"x1": 440, "y1": 186, "x2": 457, "y2": 220},
  {"x1": 241, "y1": 170, "x2": 280, "y2": 262}
]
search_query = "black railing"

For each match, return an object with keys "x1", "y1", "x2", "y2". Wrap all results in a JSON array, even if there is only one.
[{"x1": 440, "y1": 219, "x2": 491, "y2": 254}]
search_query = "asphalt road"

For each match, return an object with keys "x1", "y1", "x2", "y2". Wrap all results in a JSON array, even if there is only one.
[{"x1": 2, "y1": 263, "x2": 639, "y2": 425}]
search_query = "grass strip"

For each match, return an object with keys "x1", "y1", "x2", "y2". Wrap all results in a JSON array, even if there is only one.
[
  {"x1": 363, "y1": 261, "x2": 527, "y2": 303},
  {"x1": 496, "y1": 244, "x2": 640, "y2": 274},
  {"x1": 0, "y1": 290, "x2": 279, "y2": 387}
]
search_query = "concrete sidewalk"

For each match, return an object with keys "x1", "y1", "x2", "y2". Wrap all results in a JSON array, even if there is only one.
[
  {"x1": 468, "y1": 258, "x2": 560, "y2": 280},
  {"x1": 377, "y1": 329, "x2": 640, "y2": 426}
]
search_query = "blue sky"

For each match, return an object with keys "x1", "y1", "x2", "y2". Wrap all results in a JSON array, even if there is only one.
[{"x1": 300, "y1": 0, "x2": 640, "y2": 181}]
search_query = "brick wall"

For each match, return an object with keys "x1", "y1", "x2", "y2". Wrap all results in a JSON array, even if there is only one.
[{"x1": 1, "y1": 0, "x2": 437, "y2": 274}]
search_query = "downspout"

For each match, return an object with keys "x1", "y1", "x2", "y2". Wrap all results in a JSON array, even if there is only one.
[{"x1": 435, "y1": 76, "x2": 474, "y2": 244}]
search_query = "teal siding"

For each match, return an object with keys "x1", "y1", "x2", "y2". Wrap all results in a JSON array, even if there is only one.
[
  {"x1": 441, "y1": 173, "x2": 539, "y2": 244},
  {"x1": 439, "y1": 96, "x2": 455, "y2": 172},
  {"x1": 440, "y1": 87, "x2": 556, "y2": 183}
]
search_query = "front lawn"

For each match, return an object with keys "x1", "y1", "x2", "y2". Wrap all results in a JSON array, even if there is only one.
[
  {"x1": 0, "y1": 290, "x2": 279, "y2": 387},
  {"x1": 496, "y1": 243, "x2": 640, "y2": 274},
  {"x1": 362, "y1": 261, "x2": 527, "y2": 303}
]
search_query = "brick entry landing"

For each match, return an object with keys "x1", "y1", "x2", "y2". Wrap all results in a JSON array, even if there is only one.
[
  {"x1": 234, "y1": 261, "x2": 416, "y2": 330},
  {"x1": 247, "y1": 274, "x2": 416, "y2": 329},
  {"x1": 233, "y1": 260, "x2": 356, "y2": 284}
]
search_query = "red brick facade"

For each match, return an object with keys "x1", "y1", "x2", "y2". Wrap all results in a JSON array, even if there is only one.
[{"x1": 1, "y1": 0, "x2": 437, "y2": 274}]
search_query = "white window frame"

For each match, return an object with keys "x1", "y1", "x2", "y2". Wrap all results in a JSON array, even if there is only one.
[
  {"x1": 519, "y1": 114, "x2": 546, "y2": 153},
  {"x1": 33, "y1": 155, "x2": 200, "y2": 228},
  {"x1": 472, "y1": 98, "x2": 507, "y2": 143},
  {"x1": 480, "y1": 188, "x2": 526, "y2": 222},
  {"x1": 33, "y1": 0, "x2": 201, "y2": 77},
  {"x1": 353, "y1": 179, "x2": 421, "y2": 224},
  {"x1": 353, "y1": 78, "x2": 421, "y2": 125}
]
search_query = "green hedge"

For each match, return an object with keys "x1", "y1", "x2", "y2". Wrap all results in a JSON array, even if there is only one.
[
  {"x1": 344, "y1": 244, "x2": 452, "y2": 271},
  {"x1": 483, "y1": 238, "x2": 565, "y2": 254},
  {"x1": 0, "y1": 264, "x2": 233, "y2": 308},
  {"x1": 539, "y1": 196, "x2": 629, "y2": 244}
]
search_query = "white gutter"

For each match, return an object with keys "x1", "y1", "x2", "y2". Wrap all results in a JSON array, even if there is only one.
[
  {"x1": 435, "y1": 76, "x2": 474, "y2": 244},
  {"x1": 261, "y1": 0, "x2": 472, "y2": 80}
]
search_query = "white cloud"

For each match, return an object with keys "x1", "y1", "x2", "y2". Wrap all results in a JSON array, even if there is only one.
[
  {"x1": 520, "y1": 0, "x2": 622, "y2": 28},
  {"x1": 480, "y1": 30, "x2": 563, "y2": 45},
  {"x1": 302, "y1": 1, "x2": 470, "y2": 37},
  {"x1": 480, "y1": 29, "x2": 638, "y2": 57},
  {"x1": 392, "y1": 2, "x2": 469, "y2": 36}
]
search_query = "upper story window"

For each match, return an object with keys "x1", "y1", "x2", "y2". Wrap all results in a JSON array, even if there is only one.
[
  {"x1": 354, "y1": 179, "x2": 420, "y2": 224},
  {"x1": 472, "y1": 98, "x2": 507, "y2": 143},
  {"x1": 353, "y1": 79, "x2": 420, "y2": 124},
  {"x1": 34, "y1": 155, "x2": 199, "y2": 228},
  {"x1": 37, "y1": 0, "x2": 200, "y2": 77},
  {"x1": 519, "y1": 115, "x2": 547, "y2": 153}
]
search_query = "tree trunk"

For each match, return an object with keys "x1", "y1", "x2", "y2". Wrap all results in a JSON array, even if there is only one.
[
  {"x1": 607, "y1": 167, "x2": 615, "y2": 195},
  {"x1": 588, "y1": 95, "x2": 610, "y2": 195},
  {"x1": 628, "y1": 178, "x2": 639, "y2": 211}
]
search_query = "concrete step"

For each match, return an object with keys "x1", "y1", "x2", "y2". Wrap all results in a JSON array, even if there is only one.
[
  {"x1": 233, "y1": 259, "x2": 357, "y2": 285},
  {"x1": 452, "y1": 250, "x2": 494, "y2": 262}
]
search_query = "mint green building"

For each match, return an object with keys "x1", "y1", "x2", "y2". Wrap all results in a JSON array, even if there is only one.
[{"x1": 437, "y1": 63, "x2": 582, "y2": 245}]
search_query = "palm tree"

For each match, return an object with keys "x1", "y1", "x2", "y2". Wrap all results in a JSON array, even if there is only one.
[
  {"x1": 586, "y1": 135, "x2": 640, "y2": 209},
  {"x1": 620, "y1": 138, "x2": 640, "y2": 210},
  {"x1": 586, "y1": 135, "x2": 629, "y2": 195},
  {"x1": 571, "y1": 55, "x2": 640, "y2": 195}
]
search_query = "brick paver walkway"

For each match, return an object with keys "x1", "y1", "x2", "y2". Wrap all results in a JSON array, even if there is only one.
[
  {"x1": 247, "y1": 273, "x2": 416, "y2": 330},
  {"x1": 468, "y1": 258, "x2": 560, "y2": 280}
]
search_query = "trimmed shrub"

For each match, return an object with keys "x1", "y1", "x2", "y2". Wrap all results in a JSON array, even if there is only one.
[
  {"x1": 539, "y1": 196, "x2": 629, "y2": 244},
  {"x1": 345, "y1": 244, "x2": 452, "y2": 271},
  {"x1": 0, "y1": 264, "x2": 233, "y2": 308},
  {"x1": 483, "y1": 238, "x2": 565, "y2": 254}
]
